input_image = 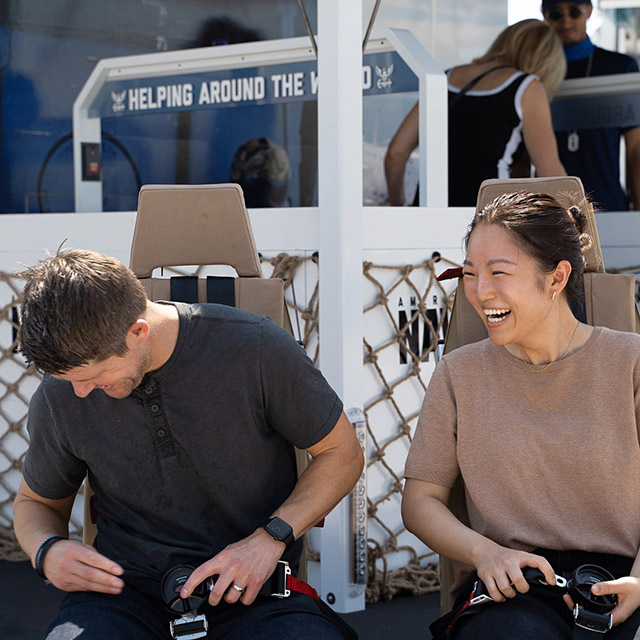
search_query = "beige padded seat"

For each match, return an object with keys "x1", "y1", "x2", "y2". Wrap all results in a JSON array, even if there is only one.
[
  {"x1": 131, "y1": 184, "x2": 292, "y2": 332},
  {"x1": 438, "y1": 177, "x2": 640, "y2": 614}
]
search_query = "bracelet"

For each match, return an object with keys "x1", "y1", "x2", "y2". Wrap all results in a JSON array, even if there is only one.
[{"x1": 34, "y1": 535, "x2": 66, "y2": 581}]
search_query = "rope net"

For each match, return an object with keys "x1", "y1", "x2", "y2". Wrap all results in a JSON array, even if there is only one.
[{"x1": 361, "y1": 256, "x2": 456, "y2": 601}]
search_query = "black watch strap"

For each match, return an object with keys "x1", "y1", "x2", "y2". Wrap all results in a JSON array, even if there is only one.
[
  {"x1": 262, "y1": 517, "x2": 295, "y2": 550},
  {"x1": 35, "y1": 535, "x2": 66, "y2": 581}
]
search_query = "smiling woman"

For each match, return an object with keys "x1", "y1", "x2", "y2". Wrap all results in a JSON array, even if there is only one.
[
  {"x1": 461, "y1": 192, "x2": 589, "y2": 364},
  {"x1": 402, "y1": 191, "x2": 640, "y2": 639}
]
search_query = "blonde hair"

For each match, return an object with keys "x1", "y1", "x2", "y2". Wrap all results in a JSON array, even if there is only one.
[{"x1": 474, "y1": 19, "x2": 566, "y2": 97}]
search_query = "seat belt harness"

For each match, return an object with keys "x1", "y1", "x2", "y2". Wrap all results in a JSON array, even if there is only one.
[
  {"x1": 161, "y1": 561, "x2": 349, "y2": 640},
  {"x1": 442, "y1": 565, "x2": 616, "y2": 638}
]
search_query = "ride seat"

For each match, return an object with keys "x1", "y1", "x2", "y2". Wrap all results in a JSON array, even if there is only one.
[
  {"x1": 83, "y1": 183, "x2": 298, "y2": 546},
  {"x1": 438, "y1": 176, "x2": 640, "y2": 614}
]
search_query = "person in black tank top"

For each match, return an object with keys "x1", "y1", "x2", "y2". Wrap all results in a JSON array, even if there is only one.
[{"x1": 384, "y1": 19, "x2": 567, "y2": 207}]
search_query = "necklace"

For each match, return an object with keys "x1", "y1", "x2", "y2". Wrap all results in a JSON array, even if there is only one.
[
  {"x1": 516, "y1": 321, "x2": 580, "y2": 373},
  {"x1": 567, "y1": 52, "x2": 594, "y2": 152}
]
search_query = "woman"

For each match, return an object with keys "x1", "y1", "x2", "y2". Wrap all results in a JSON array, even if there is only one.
[
  {"x1": 402, "y1": 192, "x2": 640, "y2": 638},
  {"x1": 385, "y1": 20, "x2": 567, "y2": 207}
]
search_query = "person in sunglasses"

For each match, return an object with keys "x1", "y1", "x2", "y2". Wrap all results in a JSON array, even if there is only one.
[{"x1": 543, "y1": 0, "x2": 640, "y2": 212}]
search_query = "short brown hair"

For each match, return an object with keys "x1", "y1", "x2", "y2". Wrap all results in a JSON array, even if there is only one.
[
  {"x1": 18, "y1": 249, "x2": 148, "y2": 375},
  {"x1": 474, "y1": 19, "x2": 566, "y2": 97}
]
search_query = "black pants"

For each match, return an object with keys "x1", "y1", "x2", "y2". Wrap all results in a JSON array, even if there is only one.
[
  {"x1": 43, "y1": 574, "x2": 344, "y2": 640},
  {"x1": 441, "y1": 550, "x2": 640, "y2": 640}
]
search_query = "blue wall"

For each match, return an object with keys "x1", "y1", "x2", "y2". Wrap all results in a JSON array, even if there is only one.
[{"x1": 0, "y1": 0, "x2": 318, "y2": 212}]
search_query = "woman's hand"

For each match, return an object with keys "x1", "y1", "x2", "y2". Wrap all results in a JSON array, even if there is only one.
[
  {"x1": 475, "y1": 547, "x2": 556, "y2": 603},
  {"x1": 402, "y1": 479, "x2": 557, "y2": 603},
  {"x1": 563, "y1": 576, "x2": 640, "y2": 627}
]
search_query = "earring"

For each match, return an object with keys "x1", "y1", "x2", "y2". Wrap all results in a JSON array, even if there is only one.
[{"x1": 552, "y1": 290, "x2": 557, "y2": 301}]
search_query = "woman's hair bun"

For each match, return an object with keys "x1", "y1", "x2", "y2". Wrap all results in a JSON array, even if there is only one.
[
  {"x1": 579, "y1": 232, "x2": 594, "y2": 254},
  {"x1": 567, "y1": 204, "x2": 587, "y2": 234}
]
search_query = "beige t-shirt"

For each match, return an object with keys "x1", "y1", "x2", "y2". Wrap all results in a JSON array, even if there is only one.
[{"x1": 405, "y1": 326, "x2": 640, "y2": 571}]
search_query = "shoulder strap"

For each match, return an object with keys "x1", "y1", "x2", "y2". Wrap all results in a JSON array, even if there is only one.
[{"x1": 449, "y1": 65, "x2": 513, "y2": 112}]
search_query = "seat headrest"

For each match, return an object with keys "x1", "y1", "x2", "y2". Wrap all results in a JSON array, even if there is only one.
[
  {"x1": 130, "y1": 184, "x2": 262, "y2": 278},
  {"x1": 475, "y1": 177, "x2": 604, "y2": 273}
]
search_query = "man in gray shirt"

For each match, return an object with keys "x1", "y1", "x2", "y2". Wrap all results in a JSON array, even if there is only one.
[{"x1": 13, "y1": 249, "x2": 363, "y2": 639}]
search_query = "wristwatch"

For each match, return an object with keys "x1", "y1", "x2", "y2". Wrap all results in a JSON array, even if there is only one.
[{"x1": 262, "y1": 517, "x2": 295, "y2": 550}]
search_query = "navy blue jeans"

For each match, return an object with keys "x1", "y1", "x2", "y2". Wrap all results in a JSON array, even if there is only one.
[
  {"x1": 452, "y1": 587, "x2": 640, "y2": 640},
  {"x1": 43, "y1": 576, "x2": 343, "y2": 640}
]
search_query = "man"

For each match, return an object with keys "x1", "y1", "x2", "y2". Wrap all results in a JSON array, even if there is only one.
[
  {"x1": 543, "y1": 0, "x2": 640, "y2": 211},
  {"x1": 13, "y1": 249, "x2": 363, "y2": 639}
]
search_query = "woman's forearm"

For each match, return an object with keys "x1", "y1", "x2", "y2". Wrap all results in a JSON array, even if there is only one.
[{"x1": 402, "y1": 488, "x2": 501, "y2": 568}]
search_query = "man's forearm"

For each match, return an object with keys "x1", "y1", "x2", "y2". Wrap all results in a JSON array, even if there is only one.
[
  {"x1": 13, "y1": 485, "x2": 73, "y2": 563},
  {"x1": 269, "y1": 414, "x2": 364, "y2": 540},
  {"x1": 173, "y1": 413, "x2": 364, "y2": 605},
  {"x1": 272, "y1": 453, "x2": 361, "y2": 540},
  {"x1": 14, "y1": 480, "x2": 125, "y2": 593}
]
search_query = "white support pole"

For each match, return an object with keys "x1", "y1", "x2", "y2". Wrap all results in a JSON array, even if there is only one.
[
  {"x1": 419, "y1": 69, "x2": 448, "y2": 206},
  {"x1": 72, "y1": 113, "x2": 103, "y2": 212},
  {"x1": 317, "y1": 0, "x2": 364, "y2": 613},
  {"x1": 73, "y1": 61, "x2": 109, "y2": 212},
  {"x1": 384, "y1": 28, "x2": 447, "y2": 206}
]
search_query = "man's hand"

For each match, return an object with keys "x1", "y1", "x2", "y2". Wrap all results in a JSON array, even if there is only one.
[
  {"x1": 14, "y1": 478, "x2": 124, "y2": 595},
  {"x1": 563, "y1": 576, "x2": 640, "y2": 627},
  {"x1": 42, "y1": 539, "x2": 124, "y2": 593},
  {"x1": 180, "y1": 528, "x2": 285, "y2": 606}
]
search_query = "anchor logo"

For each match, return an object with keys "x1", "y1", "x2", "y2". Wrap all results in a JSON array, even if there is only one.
[
  {"x1": 111, "y1": 90, "x2": 126, "y2": 113},
  {"x1": 375, "y1": 65, "x2": 394, "y2": 90}
]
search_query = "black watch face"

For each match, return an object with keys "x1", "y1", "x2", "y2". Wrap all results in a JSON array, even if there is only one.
[{"x1": 266, "y1": 518, "x2": 292, "y2": 541}]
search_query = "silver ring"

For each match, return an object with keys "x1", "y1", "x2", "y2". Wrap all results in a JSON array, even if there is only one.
[{"x1": 231, "y1": 583, "x2": 245, "y2": 593}]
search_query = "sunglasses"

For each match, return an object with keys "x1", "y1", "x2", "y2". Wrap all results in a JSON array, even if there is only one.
[{"x1": 544, "y1": 5, "x2": 587, "y2": 21}]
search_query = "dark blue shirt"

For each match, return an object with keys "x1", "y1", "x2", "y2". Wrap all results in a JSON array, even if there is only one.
[{"x1": 556, "y1": 46, "x2": 639, "y2": 211}]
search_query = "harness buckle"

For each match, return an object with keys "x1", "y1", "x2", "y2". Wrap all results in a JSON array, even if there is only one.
[
  {"x1": 169, "y1": 612, "x2": 209, "y2": 639},
  {"x1": 573, "y1": 604, "x2": 613, "y2": 634},
  {"x1": 161, "y1": 565, "x2": 212, "y2": 639},
  {"x1": 554, "y1": 575, "x2": 568, "y2": 589},
  {"x1": 469, "y1": 593, "x2": 493, "y2": 606},
  {"x1": 269, "y1": 560, "x2": 292, "y2": 598},
  {"x1": 468, "y1": 580, "x2": 494, "y2": 606},
  {"x1": 537, "y1": 574, "x2": 568, "y2": 589}
]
